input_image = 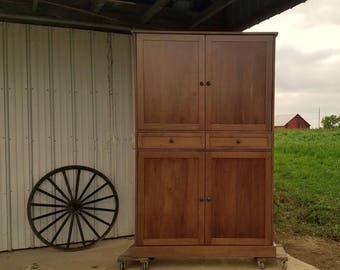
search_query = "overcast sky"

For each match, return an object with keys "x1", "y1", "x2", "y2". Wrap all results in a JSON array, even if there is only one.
[{"x1": 247, "y1": 0, "x2": 340, "y2": 128}]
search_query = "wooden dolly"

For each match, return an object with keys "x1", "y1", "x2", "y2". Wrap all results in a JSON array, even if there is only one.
[{"x1": 118, "y1": 245, "x2": 288, "y2": 270}]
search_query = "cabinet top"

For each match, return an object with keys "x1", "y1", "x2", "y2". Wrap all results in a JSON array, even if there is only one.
[{"x1": 131, "y1": 29, "x2": 278, "y2": 36}]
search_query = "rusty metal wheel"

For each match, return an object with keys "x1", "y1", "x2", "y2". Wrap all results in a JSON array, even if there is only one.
[{"x1": 27, "y1": 165, "x2": 119, "y2": 250}]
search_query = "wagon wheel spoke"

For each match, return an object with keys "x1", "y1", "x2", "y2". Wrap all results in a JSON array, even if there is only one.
[
  {"x1": 79, "y1": 212, "x2": 101, "y2": 238},
  {"x1": 74, "y1": 169, "x2": 81, "y2": 200},
  {"x1": 66, "y1": 215, "x2": 75, "y2": 248},
  {"x1": 32, "y1": 209, "x2": 67, "y2": 221},
  {"x1": 78, "y1": 173, "x2": 97, "y2": 201},
  {"x1": 27, "y1": 165, "x2": 119, "y2": 250},
  {"x1": 51, "y1": 214, "x2": 71, "y2": 244},
  {"x1": 82, "y1": 195, "x2": 115, "y2": 206},
  {"x1": 37, "y1": 188, "x2": 68, "y2": 204},
  {"x1": 38, "y1": 212, "x2": 69, "y2": 234},
  {"x1": 83, "y1": 207, "x2": 117, "y2": 212},
  {"x1": 30, "y1": 203, "x2": 67, "y2": 208},
  {"x1": 81, "y1": 182, "x2": 108, "y2": 203},
  {"x1": 82, "y1": 210, "x2": 111, "y2": 226},
  {"x1": 62, "y1": 171, "x2": 74, "y2": 200},
  {"x1": 76, "y1": 214, "x2": 86, "y2": 247},
  {"x1": 46, "y1": 177, "x2": 70, "y2": 202}
]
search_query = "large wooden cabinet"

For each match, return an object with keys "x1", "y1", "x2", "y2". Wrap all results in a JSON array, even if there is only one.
[{"x1": 132, "y1": 31, "x2": 277, "y2": 258}]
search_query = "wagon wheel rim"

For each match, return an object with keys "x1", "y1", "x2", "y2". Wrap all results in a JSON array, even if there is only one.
[{"x1": 27, "y1": 165, "x2": 119, "y2": 251}]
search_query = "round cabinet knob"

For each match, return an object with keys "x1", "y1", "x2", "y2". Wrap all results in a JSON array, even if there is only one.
[
  {"x1": 236, "y1": 139, "x2": 241, "y2": 144},
  {"x1": 206, "y1": 81, "x2": 211, "y2": 86},
  {"x1": 199, "y1": 198, "x2": 205, "y2": 202},
  {"x1": 169, "y1": 138, "x2": 174, "y2": 143},
  {"x1": 200, "y1": 81, "x2": 205, "y2": 86},
  {"x1": 206, "y1": 197, "x2": 212, "y2": 202}
]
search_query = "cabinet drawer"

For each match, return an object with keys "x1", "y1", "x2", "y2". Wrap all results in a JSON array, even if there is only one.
[
  {"x1": 138, "y1": 133, "x2": 205, "y2": 149},
  {"x1": 206, "y1": 133, "x2": 271, "y2": 150}
]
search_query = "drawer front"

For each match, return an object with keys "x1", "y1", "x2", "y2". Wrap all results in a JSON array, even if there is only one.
[
  {"x1": 138, "y1": 133, "x2": 205, "y2": 149},
  {"x1": 207, "y1": 133, "x2": 271, "y2": 150}
]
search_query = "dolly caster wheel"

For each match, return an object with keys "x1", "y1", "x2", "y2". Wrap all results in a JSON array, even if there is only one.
[
  {"x1": 257, "y1": 258, "x2": 265, "y2": 269},
  {"x1": 280, "y1": 260, "x2": 288, "y2": 270},
  {"x1": 142, "y1": 262, "x2": 149, "y2": 270}
]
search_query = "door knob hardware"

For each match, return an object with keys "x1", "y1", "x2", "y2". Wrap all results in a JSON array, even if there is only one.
[
  {"x1": 199, "y1": 198, "x2": 205, "y2": 202},
  {"x1": 206, "y1": 197, "x2": 212, "y2": 202},
  {"x1": 206, "y1": 81, "x2": 211, "y2": 86},
  {"x1": 200, "y1": 81, "x2": 205, "y2": 86}
]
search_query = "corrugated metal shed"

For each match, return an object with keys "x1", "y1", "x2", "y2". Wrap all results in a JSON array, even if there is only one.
[{"x1": 0, "y1": 22, "x2": 135, "y2": 251}]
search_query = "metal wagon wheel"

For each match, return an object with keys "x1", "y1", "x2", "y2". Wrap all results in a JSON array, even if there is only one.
[{"x1": 27, "y1": 165, "x2": 119, "y2": 251}]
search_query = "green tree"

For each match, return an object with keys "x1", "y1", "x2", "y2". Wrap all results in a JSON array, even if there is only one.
[{"x1": 321, "y1": 115, "x2": 339, "y2": 128}]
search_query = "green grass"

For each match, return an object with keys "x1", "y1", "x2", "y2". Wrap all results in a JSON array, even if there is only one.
[{"x1": 274, "y1": 128, "x2": 340, "y2": 241}]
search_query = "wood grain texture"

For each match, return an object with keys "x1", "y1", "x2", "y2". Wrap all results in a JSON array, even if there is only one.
[
  {"x1": 136, "y1": 151, "x2": 205, "y2": 245},
  {"x1": 206, "y1": 132, "x2": 271, "y2": 150},
  {"x1": 136, "y1": 34, "x2": 205, "y2": 131},
  {"x1": 129, "y1": 244, "x2": 276, "y2": 258},
  {"x1": 138, "y1": 132, "x2": 205, "y2": 149},
  {"x1": 134, "y1": 32, "x2": 276, "y2": 256},
  {"x1": 206, "y1": 35, "x2": 274, "y2": 131},
  {"x1": 205, "y1": 152, "x2": 272, "y2": 245}
]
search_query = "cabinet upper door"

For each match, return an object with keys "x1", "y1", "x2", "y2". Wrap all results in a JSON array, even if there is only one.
[
  {"x1": 136, "y1": 34, "x2": 205, "y2": 131},
  {"x1": 206, "y1": 35, "x2": 275, "y2": 131}
]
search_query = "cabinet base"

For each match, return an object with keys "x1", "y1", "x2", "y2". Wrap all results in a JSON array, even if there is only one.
[{"x1": 127, "y1": 243, "x2": 278, "y2": 258}]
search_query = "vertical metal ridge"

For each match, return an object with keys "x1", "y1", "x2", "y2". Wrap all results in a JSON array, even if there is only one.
[
  {"x1": 109, "y1": 33, "x2": 118, "y2": 236},
  {"x1": 25, "y1": 24, "x2": 34, "y2": 248},
  {"x1": 90, "y1": 31, "x2": 97, "y2": 169},
  {"x1": 48, "y1": 27, "x2": 55, "y2": 171},
  {"x1": 3, "y1": 22, "x2": 12, "y2": 251},
  {"x1": 70, "y1": 29, "x2": 77, "y2": 164}
]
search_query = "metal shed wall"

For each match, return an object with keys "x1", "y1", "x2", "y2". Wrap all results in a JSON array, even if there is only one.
[{"x1": 0, "y1": 22, "x2": 135, "y2": 251}]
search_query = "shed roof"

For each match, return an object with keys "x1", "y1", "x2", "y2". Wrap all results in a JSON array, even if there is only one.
[{"x1": 0, "y1": 0, "x2": 307, "y2": 33}]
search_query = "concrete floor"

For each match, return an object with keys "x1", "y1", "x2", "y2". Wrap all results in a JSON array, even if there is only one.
[{"x1": 0, "y1": 238, "x2": 318, "y2": 270}]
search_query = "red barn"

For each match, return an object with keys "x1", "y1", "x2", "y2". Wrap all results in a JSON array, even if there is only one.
[{"x1": 275, "y1": 114, "x2": 311, "y2": 129}]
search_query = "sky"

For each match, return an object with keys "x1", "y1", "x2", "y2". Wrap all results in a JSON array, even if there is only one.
[{"x1": 247, "y1": 0, "x2": 340, "y2": 128}]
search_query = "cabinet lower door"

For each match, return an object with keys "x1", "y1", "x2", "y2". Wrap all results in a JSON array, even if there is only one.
[
  {"x1": 137, "y1": 151, "x2": 205, "y2": 245},
  {"x1": 205, "y1": 152, "x2": 272, "y2": 245}
]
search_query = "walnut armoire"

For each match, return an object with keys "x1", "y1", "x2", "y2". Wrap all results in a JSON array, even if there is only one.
[{"x1": 123, "y1": 31, "x2": 283, "y2": 267}]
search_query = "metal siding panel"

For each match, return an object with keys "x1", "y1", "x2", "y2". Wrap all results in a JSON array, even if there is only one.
[
  {"x1": 0, "y1": 22, "x2": 8, "y2": 251},
  {"x1": 91, "y1": 31, "x2": 114, "y2": 237},
  {"x1": 72, "y1": 29, "x2": 96, "y2": 242},
  {"x1": 52, "y1": 27, "x2": 74, "y2": 168},
  {"x1": 29, "y1": 25, "x2": 54, "y2": 247},
  {"x1": 7, "y1": 23, "x2": 31, "y2": 249},
  {"x1": 51, "y1": 27, "x2": 75, "y2": 245},
  {"x1": 111, "y1": 34, "x2": 134, "y2": 237},
  {"x1": 73, "y1": 29, "x2": 95, "y2": 168},
  {"x1": 1, "y1": 24, "x2": 134, "y2": 251}
]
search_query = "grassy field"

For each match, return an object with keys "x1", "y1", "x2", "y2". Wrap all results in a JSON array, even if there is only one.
[{"x1": 274, "y1": 128, "x2": 340, "y2": 241}]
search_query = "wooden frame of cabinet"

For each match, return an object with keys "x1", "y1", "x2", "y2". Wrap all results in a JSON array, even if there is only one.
[{"x1": 127, "y1": 31, "x2": 278, "y2": 260}]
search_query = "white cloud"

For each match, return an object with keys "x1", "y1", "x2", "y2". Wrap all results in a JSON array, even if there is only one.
[{"x1": 247, "y1": 0, "x2": 340, "y2": 127}]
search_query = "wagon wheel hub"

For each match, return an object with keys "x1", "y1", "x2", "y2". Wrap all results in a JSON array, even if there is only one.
[{"x1": 68, "y1": 200, "x2": 83, "y2": 213}]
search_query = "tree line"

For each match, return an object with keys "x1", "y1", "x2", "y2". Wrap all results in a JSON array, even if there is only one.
[{"x1": 322, "y1": 115, "x2": 340, "y2": 128}]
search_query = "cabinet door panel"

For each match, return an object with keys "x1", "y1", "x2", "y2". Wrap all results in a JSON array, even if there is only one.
[
  {"x1": 205, "y1": 152, "x2": 272, "y2": 245},
  {"x1": 137, "y1": 151, "x2": 205, "y2": 245},
  {"x1": 137, "y1": 34, "x2": 205, "y2": 131},
  {"x1": 206, "y1": 36, "x2": 274, "y2": 131}
]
